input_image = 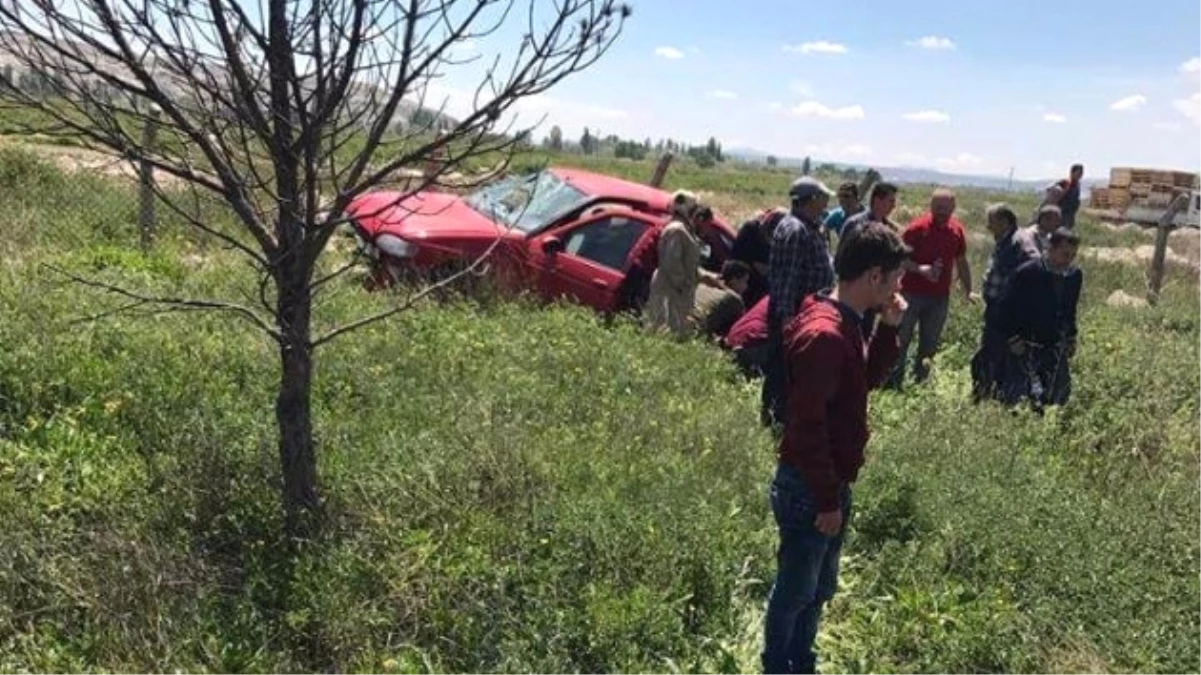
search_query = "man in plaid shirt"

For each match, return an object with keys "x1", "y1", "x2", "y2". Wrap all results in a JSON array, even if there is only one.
[
  {"x1": 971, "y1": 203, "x2": 1041, "y2": 401},
  {"x1": 761, "y1": 176, "x2": 837, "y2": 429}
]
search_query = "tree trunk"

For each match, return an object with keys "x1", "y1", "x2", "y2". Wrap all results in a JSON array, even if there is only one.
[{"x1": 275, "y1": 271, "x2": 320, "y2": 540}]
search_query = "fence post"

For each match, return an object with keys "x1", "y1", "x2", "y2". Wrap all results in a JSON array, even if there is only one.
[
  {"x1": 138, "y1": 103, "x2": 161, "y2": 251},
  {"x1": 649, "y1": 152, "x2": 673, "y2": 188},
  {"x1": 1146, "y1": 193, "x2": 1189, "y2": 306}
]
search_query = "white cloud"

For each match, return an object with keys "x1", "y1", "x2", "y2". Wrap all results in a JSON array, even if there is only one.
[
  {"x1": 767, "y1": 101, "x2": 783, "y2": 112},
  {"x1": 842, "y1": 143, "x2": 872, "y2": 157},
  {"x1": 1109, "y1": 94, "x2": 1147, "y2": 111},
  {"x1": 1173, "y1": 92, "x2": 1201, "y2": 125},
  {"x1": 902, "y1": 110, "x2": 951, "y2": 123},
  {"x1": 895, "y1": 152, "x2": 927, "y2": 164},
  {"x1": 654, "y1": 46, "x2": 685, "y2": 60},
  {"x1": 1182, "y1": 57, "x2": 1201, "y2": 75},
  {"x1": 907, "y1": 36, "x2": 956, "y2": 50},
  {"x1": 709, "y1": 89, "x2": 738, "y2": 100},
  {"x1": 1154, "y1": 121, "x2": 1182, "y2": 131},
  {"x1": 935, "y1": 153, "x2": 985, "y2": 171},
  {"x1": 790, "y1": 100, "x2": 866, "y2": 120},
  {"x1": 783, "y1": 41, "x2": 848, "y2": 55},
  {"x1": 1043, "y1": 112, "x2": 1067, "y2": 123}
]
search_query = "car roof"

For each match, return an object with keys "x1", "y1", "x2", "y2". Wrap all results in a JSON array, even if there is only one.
[{"x1": 549, "y1": 166, "x2": 672, "y2": 212}]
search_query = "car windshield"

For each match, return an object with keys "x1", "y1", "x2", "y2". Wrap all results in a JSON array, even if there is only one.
[{"x1": 464, "y1": 170, "x2": 588, "y2": 233}]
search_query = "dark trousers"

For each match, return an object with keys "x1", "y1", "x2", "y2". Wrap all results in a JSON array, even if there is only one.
[
  {"x1": 970, "y1": 313, "x2": 1008, "y2": 402},
  {"x1": 886, "y1": 292, "x2": 950, "y2": 390},
  {"x1": 762, "y1": 463, "x2": 850, "y2": 675},
  {"x1": 733, "y1": 341, "x2": 771, "y2": 379},
  {"x1": 1000, "y1": 342, "x2": 1072, "y2": 408},
  {"x1": 760, "y1": 323, "x2": 787, "y2": 429}
]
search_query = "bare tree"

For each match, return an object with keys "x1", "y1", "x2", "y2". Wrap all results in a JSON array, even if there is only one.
[{"x1": 0, "y1": 0, "x2": 629, "y2": 539}]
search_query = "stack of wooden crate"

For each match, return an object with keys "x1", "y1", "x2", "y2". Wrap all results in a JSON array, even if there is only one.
[{"x1": 1103, "y1": 167, "x2": 1198, "y2": 214}]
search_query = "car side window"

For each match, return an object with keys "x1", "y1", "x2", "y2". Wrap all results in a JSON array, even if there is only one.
[{"x1": 562, "y1": 216, "x2": 649, "y2": 270}]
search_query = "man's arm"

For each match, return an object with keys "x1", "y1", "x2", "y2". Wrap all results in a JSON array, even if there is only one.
[
  {"x1": 767, "y1": 227, "x2": 802, "y2": 321},
  {"x1": 957, "y1": 255, "x2": 977, "y2": 301},
  {"x1": 866, "y1": 294, "x2": 906, "y2": 388},
  {"x1": 784, "y1": 331, "x2": 845, "y2": 513},
  {"x1": 1065, "y1": 269, "x2": 1083, "y2": 343}
]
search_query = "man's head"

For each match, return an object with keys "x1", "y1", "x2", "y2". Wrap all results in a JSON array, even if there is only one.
[
  {"x1": 1046, "y1": 228, "x2": 1080, "y2": 271},
  {"x1": 669, "y1": 189, "x2": 700, "y2": 222},
  {"x1": 694, "y1": 205, "x2": 715, "y2": 225},
  {"x1": 1037, "y1": 204, "x2": 1063, "y2": 233},
  {"x1": 985, "y1": 203, "x2": 1018, "y2": 239},
  {"x1": 929, "y1": 188, "x2": 957, "y2": 226},
  {"x1": 836, "y1": 182, "x2": 860, "y2": 212},
  {"x1": 789, "y1": 176, "x2": 834, "y2": 220},
  {"x1": 720, "y1": 259, "x2": 751, "y2": 295},
  {"x1": 835, "y1": 222, "x2": 911, "y2": 310},
  {"x1": 1045, "y1": 183, "x2": 1065, "y2": 203},
  {"x1": 1070, "y1": 163, "x2": 1084, "y2": 181},
  {"x1": 868, "y1": 182, "x2": 899, "y2": 220}
]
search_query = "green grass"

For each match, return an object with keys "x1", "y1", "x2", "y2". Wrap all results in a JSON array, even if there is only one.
[{"x1": 0, "y1": 146, "x2": 1196, "y2": 673}]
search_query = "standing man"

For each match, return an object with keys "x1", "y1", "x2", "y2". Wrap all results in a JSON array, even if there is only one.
[
  {"x1": 971, "y1": 203, "x2": 1041, "y2": 402},
  {"x1": 822, "y1": 182, "x2": 864, "y2": 240},
  {"x1": 998, "y1": 228, "x2": 1083, "y2": 409},
  {"x1": 761, "y1": 177, "x2": 837, "y2": 429},
  {"x1": 886, "y1": 188, "x2": 977, "y2": 390},
  {"x1": 761, "y1": 223, "x2": 910, "y2": 675},
  {"x1": 1058, "y1": 164, "x2": 1084, "y2": 230},
  {"x1": 840, "y1": 181, "x2": 900, "y2": 241}
]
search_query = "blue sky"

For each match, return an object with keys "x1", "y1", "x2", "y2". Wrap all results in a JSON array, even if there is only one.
[{"x1": 431, "y1": 0, "x2": 1200, "y2": 180}]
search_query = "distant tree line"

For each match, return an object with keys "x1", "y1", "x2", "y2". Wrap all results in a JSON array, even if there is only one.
[{"x1": 541, "y1": 125, "x2": 726, "y2": 166}]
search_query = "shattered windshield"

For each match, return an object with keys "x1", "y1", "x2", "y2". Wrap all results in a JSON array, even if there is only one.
[{"x1": 464, "y1": 170, "x2": 587, "y2": 234}]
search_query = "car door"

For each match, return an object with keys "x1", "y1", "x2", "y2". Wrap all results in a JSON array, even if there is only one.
[{"x1": 527, "y1": 212, "x2": 652, "y2": 311}]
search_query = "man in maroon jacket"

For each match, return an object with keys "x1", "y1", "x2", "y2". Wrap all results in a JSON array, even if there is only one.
[{"x1": 761, "y1": 223, "x2": 911, "y2": 675}]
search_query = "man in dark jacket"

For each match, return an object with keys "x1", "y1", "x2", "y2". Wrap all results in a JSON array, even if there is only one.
[
  {"x1": 998, "y1": 228, "x2": 1083, "y2": 409},
  {"x1": 731, "y1": 207, "x2": 787, "y2": 307},
  {"x1": 761, "y1": 223, "x2": 910, "y2": 675},
  {"x1": 971, "y1": 203, "x2": 1041, "y2": 401}
]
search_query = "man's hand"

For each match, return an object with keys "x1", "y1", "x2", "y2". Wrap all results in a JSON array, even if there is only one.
[
  {"x1": 698, "y1": 272, "x2": 722, "y2": 288},
  {"x1": 879, "y1": 292, "x2": 908, "y2": 326},
  {"x1": 815, "y1": 510, "x2": 843, "y2": 537},
  {"x1": 917, "y1": 264, "x2": 940, "y2": 282},
  {"x1": 965, "y1": 290, "x2": 981, "y2": 304}
]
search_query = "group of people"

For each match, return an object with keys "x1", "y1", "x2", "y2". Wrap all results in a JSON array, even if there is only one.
[{"x1": 615, "y1": 165, "x2": 1088, "y2": 674}]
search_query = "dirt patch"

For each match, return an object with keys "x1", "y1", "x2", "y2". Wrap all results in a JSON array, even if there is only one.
[{"x1": 1105, "y1": 290, "x2": 1148, "y2": 309}]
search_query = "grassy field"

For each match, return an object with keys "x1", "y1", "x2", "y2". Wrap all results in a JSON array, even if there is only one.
[{"x1": 0, "y1": 145, "x2": 1197, "y2": 673}]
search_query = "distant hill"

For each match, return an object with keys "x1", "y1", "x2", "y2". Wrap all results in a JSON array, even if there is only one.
[{"x1": 724, "y1": 146, "x2": 1068, "y2": 194}]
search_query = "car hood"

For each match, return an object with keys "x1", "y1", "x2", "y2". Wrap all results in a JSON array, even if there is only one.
[{"x1": 348, "y1": 190, "x2": 512, "y2": 242}]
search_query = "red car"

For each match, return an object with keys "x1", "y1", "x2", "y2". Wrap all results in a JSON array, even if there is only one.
[{"x1": 346, "y1": 167, "x2": 737, "y2": 312}]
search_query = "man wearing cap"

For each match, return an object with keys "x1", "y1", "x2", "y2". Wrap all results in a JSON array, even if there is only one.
[{"x1": 761, "y1": 176, "x2": 836, "y2": 429}]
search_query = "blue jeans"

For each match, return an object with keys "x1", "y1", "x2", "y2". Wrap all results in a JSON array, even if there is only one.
[{"x1": 762, "y1": 463, "x2": 851, "y2": 674}]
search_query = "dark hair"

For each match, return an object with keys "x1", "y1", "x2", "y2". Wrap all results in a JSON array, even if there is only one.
[
  {"x1": 986, "y1": 203, "x2": 1018, "y2": 230},
  {"x1": 837, "y1": 182, "x2": 858, "y2": 198},
  {"x1": 694, "y1": 205, "x2": 714, "y2": 222},
  {"x1": 1070, "y1": 163, "x2": 1084, "y2": 173},
  {"x1": 720, "y1": 259, "x2": 751, "y2": 283},
  {"x1": 1050, "y1": 227, "x2": 1081, "y2": 247},
  {"x1": 835, "y1": 222, "x2": 911, "y2": 281},
  {"x1": 869, "y1": 181, "x2": 899, "y2": 202}
]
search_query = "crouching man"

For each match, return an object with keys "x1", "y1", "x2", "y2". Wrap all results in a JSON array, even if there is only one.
[
  {"x1": 761, "y1": 223, "x2": 910, "y2": 674},
  {"x1": 998, "y1": 228, "x2": 1083, "y2": 409}
]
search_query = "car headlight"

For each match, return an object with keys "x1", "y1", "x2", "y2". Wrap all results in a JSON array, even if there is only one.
[{"x1": 375, "y1": 233, "x2": 419, "y2": 259}]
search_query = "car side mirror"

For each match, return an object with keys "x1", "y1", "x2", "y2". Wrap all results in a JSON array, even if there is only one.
[{"x1": 541, "y1": 236, "x2": 564, "y2": 255}]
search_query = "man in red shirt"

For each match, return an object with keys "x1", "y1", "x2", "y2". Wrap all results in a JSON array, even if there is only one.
[
  {"x1": 885, "y1": 188, "x2": 978, "y2": 390},
  {"x1": 761, "y1": 223, "x2": 910, "y2": 675}
]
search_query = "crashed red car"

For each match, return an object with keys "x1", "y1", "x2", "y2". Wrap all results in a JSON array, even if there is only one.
[{"x1": 346, "y1": 167, "x2": 736, "y2": 312}]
